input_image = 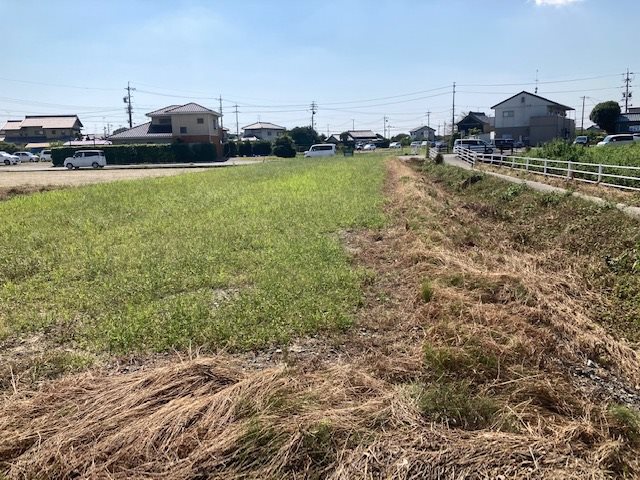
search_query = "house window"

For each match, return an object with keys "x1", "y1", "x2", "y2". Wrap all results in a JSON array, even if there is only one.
[
  {"x1": 197, "y1": 118, "x2": 204, "y2": 124},
  {"x1": 268, "y1": 131, "x2": 272, "y2": 136},
  {"x1": 503, "y1": 111, "x2": 515, "y2": 118},
  {"x1": 521, "y1": 96, "x2": 525, "y2": 103},
  {"x1": 180, "y1": 127, "x2": 187, "y2": 134}
]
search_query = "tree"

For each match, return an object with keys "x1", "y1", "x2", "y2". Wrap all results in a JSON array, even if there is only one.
[
  {"x1": 339, "y1": 131, "x2": 351, "y2": 143},
  {"x1": 273, "y1": 135, "x2": 296, "y2": 158},
  {"x1": 391, "y1": 133, "x2": 411, "y2": 146},
  {"x1": 289, "y1": 126, "x2": 320, "y2": 148},
  {"x1": 589, "y1": 101, "x2": 621, "y2": 134}
]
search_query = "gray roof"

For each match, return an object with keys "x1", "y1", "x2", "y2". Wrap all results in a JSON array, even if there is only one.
[
  {"x1": 242, "y1": 122, "x2": 286, "y2": 130},
  {"x1": 347, "y1": 130, "x2": 378, "y2": 139},
  {"x1": 146, "y1": 103, "x2": 219, "y2": 117},
  {"x1": 108, "y1": 122, "x2": 173, "y2": 140},
  {"x1": 491, "y1": 91, "x2": 574, "y2": 111},
  {"x1": 1, "y1": 120, "x2": 22, "y2": 131},
  {"x1": 457, "y1": 112, "x2": 492, "y2": 126},
  {"x1": 409, "y1": 125, "x2": 435, "y2": 133},
  {"x1": 4, "y1": 115, "x2": 82, "y2": 129}
]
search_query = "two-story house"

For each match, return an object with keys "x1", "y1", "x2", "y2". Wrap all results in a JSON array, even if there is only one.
[
  {"x1": 456, "y1": 112, "x2": 494, "y2": 136},
  {"x1": 409, "y1": 126, "x2": 436, "y2": 142},
  {"x1": 109, "y1": 103, "x2": 223, "y2": 155},
  {"x1": 0, "y1": 115, "x2": 83, "y2": 143},
  {"x1": 492, "y1": 91, "x2": 575, "y2": 145},
  {"x1": 241, "y1": 122, "x2": 286, "y2": 141}
]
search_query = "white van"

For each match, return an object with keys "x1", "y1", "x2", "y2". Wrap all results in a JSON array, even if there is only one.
[
  {"x1": 304, "y1": 144, "x2": 336, "y2": 158},
  {"x1": 64, "y1": 150, "x2": 107, "y2": 169}
]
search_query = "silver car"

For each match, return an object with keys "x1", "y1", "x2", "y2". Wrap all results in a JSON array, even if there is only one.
[{"x1": 0, "y1": 151, "x2": 20, "y2": 165}]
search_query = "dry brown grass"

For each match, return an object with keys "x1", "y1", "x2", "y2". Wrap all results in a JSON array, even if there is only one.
[{"x1": 2, "y1": 158, "x2": 640, "y2": 478}]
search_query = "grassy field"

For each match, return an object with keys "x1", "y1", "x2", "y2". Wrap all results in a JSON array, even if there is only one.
[{"x1": 0, "y1": 156, "x2": 385, "y2": 355}]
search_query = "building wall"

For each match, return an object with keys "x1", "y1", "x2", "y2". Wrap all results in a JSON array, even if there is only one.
[
  {"x1": 243, "y1": 128, "x2": 285, "y2": 140},
  {"x1": 170, "y1": 113, "x2": 220, "y2": 137},
  {"x1": 110, "y1": 137, "x2": 172, "y2": 145},
  {"x1": 494, "y1": 94, "x2": 567, "y2": 129},
  {"x1": 529, "y1": 116, "x2": 575, "y2": 145},
  {"x1": 410, "y1": 129, "x2": 435, "y2": 141}
]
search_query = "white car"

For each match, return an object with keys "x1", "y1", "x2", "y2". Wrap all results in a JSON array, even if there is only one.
[
  {"x1": 39, "y1": 149, "x2": 52, "y2": 162},
  {"x1": 0, "y1": 151, "x2": 21, "y2": 165},
  {"x1": 389, "y1": 142, "x2": 402, "y2": 149},
  {"x1": 304, "y1": 144, "x2": 336, "y2": 158},
  {"x1": 363, "y1": 143, "x2": 376, "y2": 151},
  {"x1": 596, "y1": 134, "x2": 638, "y2": 147},
  {"x1": 14, "y1": 151, "x2": 39, "y2": 162},
  {"x1": 409, "y1": 141, "x2": 421, "y2": 148},
  {"x1": 64, "y1": 150, "x2": 107, "y2": 169}
]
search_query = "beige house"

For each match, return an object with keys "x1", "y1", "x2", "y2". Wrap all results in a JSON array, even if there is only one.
[
  {"x1": 492, "y1": 91, "x2": 575, "y2": 146},
  {"x1": 109, "y1": 103, "x2": 222, "y2": 155},
  {"x1": 0, "y1": 115, "x2": 83, "y2": 143},
  {"x1": 241, "y1": 122, "x2": 286, "y2": 141}
]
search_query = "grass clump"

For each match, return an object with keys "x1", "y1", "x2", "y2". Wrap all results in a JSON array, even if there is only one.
[
  {"x1": 0, "y1": 156, "x2": 386, "y2": 354},
  {"x1": 609, "y1": 404, "x2": 640, "y2": 443},
  {"x1": 420, "y1": 279, "x2": 434, "y2": 303}
]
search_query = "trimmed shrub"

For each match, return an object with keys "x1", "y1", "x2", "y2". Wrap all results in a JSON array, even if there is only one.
[
  {"x1": 238, "y1": 141, "x2": 253, "y2": 157},
  {"x1": 252, "y1": 140, "x2": 272, "y2": 156},
  {"x1": 0, "y1": 141, "x2": 20, "y2": 154},
  {"x1": 224, "y1": 142, "x2": 238, "y2": 158},
  {"x1": 51, "y1": 143, "x2": 218, "y2": 167},
  {"x1": 273, "y1": 135, "x2": 296, "y2": 158}
]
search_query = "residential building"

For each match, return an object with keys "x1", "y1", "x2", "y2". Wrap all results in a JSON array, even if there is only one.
[
  {"x1": 616, "y1": 107, "x2": 640, "y2": 133},
  {"x1": 492, "y1": 91, "x2": 575, "y2": 145},
  {"x1": 0, "y1": 115, "x2": 83, "y2": 144},
  {"x1": 325, "y1": 134, "x2": 342, "y2": 144},
  {"x1": 409, "y1": 126, "x2": 436, "y2": 142},
  {"x1": 109, "y1": 103, "x2": 222, "y2": 155},
  {"x1": 345, "y1": 130, "x2": 379, "y2": 144},
  {"x1": 456, "y1": 112, "x2": 494, "y2": 136},
  {"x1": 241, "y1": 122, "x2": 286, "y2": 141}
]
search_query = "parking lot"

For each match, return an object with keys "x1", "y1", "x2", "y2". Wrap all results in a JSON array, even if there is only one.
[{"x1": 0, "y1": 160, "x2": 258, "y2": 189}]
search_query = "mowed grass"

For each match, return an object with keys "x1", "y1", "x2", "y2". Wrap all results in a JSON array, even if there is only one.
[{"x1": 0, "y1": 156, "x2": 386, "y2": 353}]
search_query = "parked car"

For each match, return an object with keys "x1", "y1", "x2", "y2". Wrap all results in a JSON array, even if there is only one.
[
  {"x1": 434, "y1": 141, "x2": 447, "y2": 152},
  {"x1": 14, "y1": 151, "x2": 39, "y2": 162},
  {"x1": 0, "y1": 151, "x2": 20, "y2": 165},
  {"x1": 304, "y1": 144, "x2": 336, "y2": 158},
  {"x1": 573, "y1": 136, "x2": 589, "y2": 146},
  {"x1": 493, "y1": 138, "x2": 514, "y2": 151},
  {"x1": 454, "y1": 138, "x2": 493, "y2": 154},
  {"x1": 409, "y1": 141, "x2": 421, "y2": 148},
  {"x1": 596, "y1": 134, "x2": 638, "y2": 147},
  {"x1": 421, "y1": 141, "x2": 429, "y2": 147},
  {"x1": 355, "y1": 142, "x2": 364, "y2": 151},
  {"x1": 389, "y1": 142, "x2": 402, "y2": 149},
  {"x1": 39, "y1": 149, "x2": 52, "y2": 162},
  {"x1": 64, "y1": 150, "x2": 107, "y2": 169},
  {"x1": 363, "y1": 143, "x2": 376, "y2": 151},
  {"x1": 514, "y1": 140, "x2": 525, "y2": 148}
]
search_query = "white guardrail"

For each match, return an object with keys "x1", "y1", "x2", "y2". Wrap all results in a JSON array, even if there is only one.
[{"x1": 453, "y1": 146, "x2": 640, "y2": 192}]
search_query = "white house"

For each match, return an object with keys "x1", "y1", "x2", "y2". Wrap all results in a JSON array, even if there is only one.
[
  {"x1": 242, "y1": 122, "x2": 286, "y2": 141},
  {"x1": 492, "y1": 91, "x2": 575, "y2": 145}
]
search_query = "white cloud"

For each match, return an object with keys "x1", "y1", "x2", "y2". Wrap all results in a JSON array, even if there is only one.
[{"x1": 534, "y1": 0, "x2": 582, "y2": 6}]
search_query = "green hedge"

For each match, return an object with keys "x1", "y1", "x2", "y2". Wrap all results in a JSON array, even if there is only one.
[{"x1": 51, "y1": 143, "x2": 219, "y2": 167}]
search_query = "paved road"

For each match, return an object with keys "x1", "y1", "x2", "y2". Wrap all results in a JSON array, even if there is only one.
[
  {"x1": 442, "y1": 154, "x2": 640, "y2": 220},
  {"x1": 0, "y1": 159, "x2": 261, "y2": 173}
]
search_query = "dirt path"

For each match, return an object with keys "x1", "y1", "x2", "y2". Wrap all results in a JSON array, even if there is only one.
[{"x1": 2, "y1": 158, "x2": 640, "y2": 479}]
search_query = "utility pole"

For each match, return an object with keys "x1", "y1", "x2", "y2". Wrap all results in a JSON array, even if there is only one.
[
  {"x1": 219, "y1": 95, "x2": 224, "y2": 130},
  {"x1": 425, "y1": 111, "x2": 431, "y2": 159},
  {"x1": 383, "y1": 116, "x2": 389, "y2": 138},
  {"x1": 623, "y1": 68, "x2": 634, "y2": 114},
  {"x1": 580, "y1": 96, "x2": 586, "y2": 133},
  {"x1": 124, "y1": 81, "x2": 135, "y2": 128},
  {"x1": 352, "y1": 119, "x2": 355, "y2": 131},
  {"x1": 234, "y1": 104, "x2": 239, "y2": 139},
  {"x1": 310, "y1": 101, "x2": 317, "y2": 130},
  {"x1": 451, "y1": 82, "x2": 456, "y2": 142},
  {"x1": 535, "y1": 69, "x2": 539, "y2": 95}
]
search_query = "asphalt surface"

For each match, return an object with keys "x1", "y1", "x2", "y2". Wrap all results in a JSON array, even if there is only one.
[{"x1": 0, "y1": 159, "x2": 261, "y2": 173}]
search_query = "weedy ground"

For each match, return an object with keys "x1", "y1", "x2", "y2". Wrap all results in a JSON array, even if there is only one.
[{"x1": 2, "y1": 156, "x2": 640, "y2": 478}]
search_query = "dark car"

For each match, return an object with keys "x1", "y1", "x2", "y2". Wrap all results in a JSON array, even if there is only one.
[{"x1": 493, "y1": 138, "x2": 514, "y2": 151}]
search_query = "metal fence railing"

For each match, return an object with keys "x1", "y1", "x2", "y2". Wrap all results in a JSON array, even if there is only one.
[{"x1": 453, "y1": 146, "x2": 640, "y2": 192}]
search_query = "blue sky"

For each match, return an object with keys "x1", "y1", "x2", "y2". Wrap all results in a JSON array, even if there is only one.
[{"x1": 0, "y1": 0, "x2": 636, "y2": 136}]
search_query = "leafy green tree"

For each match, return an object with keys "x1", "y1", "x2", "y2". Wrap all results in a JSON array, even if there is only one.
[
  {"x1": 589, "y1": 101, "x2": 621, "y2": 134},
  {"x1": 0, "y1": 141, "x2": 19, "y2": 153},
  {"x1": 273, "y1": 135, "x2": 296, "y2": 158},
  {"x1": 289, "y1": 126, "x2": 320, "y2": 148}
]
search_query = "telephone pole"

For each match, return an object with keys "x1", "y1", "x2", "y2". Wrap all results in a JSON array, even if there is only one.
[
  {"x1": 451, "y1": 82, "x2": 456, "y2": 141},
  {"x1": 234, "y1": 104, "x2": 239, "y2": 139},
  {"x1": 352, "y1": 119, "x2": 355, "y2": 131},
  {"x1": 580, "y1": 96, "x2": 586, "y2": 133},
  {"x1": 219, "y1": 95, "x2": 224, "y2": 130},
  {"x1": 623, "y1": 68, "x2": 634, "y2": 114},
  {"x1": 124, "y1": 81, "x2": 135, "y2": 128},
  {"x1": 383, "y1": 116, "x2": 389, "y2": 138},
  {"x1": 310, "y1": 101, "x2": 317, "y2": 130},
  {"x1": 425, "y1": 111, "x2": 431, "y2": 159}
]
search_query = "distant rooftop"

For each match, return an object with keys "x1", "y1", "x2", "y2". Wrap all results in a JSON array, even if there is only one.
[
  {"x1": 108, "y1": 122, "x2": 173, "y2": 140},
  {"x1": 146, "y1": 102, "x2": 220, "y2": 117},
  {"x1": 242, "y1": 122, "x2": 286, "y2": 130}
]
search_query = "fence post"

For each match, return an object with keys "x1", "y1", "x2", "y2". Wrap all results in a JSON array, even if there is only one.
[
  {"x1": 525, "y1": 157, "x2": 529, "y2": 171},
  {"x1": 597, "y1": 164, "x2": 603, "y2": 183},
  {"x1": 567, "y1": 161, "x2": 573, "y2": 180},
  {"x1": 543, "y1": 159, "x2": 548, "y2": 176}
]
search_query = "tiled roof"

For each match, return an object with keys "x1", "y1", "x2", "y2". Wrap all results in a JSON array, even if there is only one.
[
  {"x1": 242, "y1": 122, "x2": 286, "y2": 130},
  {"x1": 146, "y1": 103, "x2": 219, "y2": 116},
  {"x1": 108, "y1": 122, "x2": 173, "y2": 140},
  {"x1": 20, "y1": 115, "x2": 82, "y2": 128},
  {"x1": 491, "y1": 91, "x2": 574, "y2": 111},
  {"x1": 347, "y1": 130, "x2": 378, "y2": 138},
  {"x1": 409, "y1": 125, "x2": 435, "y2": 133},
  {"x1": 1, "y1": 120, "x2": 22, "y2": 131}
]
